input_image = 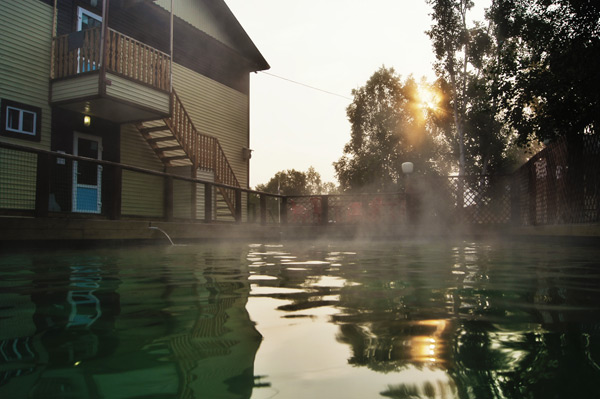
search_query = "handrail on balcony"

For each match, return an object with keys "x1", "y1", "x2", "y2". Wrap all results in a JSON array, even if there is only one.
[
  {"x1": 105, "y1": 28, "x2": 171, "y2": 91},
  {"x1": 52, "y1": 27, "x2": 171, "y2": 92},
  {"x1": 53, "y1": 27, "x2": 102, "y2": 79}
]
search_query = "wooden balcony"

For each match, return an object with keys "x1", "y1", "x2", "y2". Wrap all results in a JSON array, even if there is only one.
[{"x1": 50, "y1": 27, "x2": 171, "y2": 123}]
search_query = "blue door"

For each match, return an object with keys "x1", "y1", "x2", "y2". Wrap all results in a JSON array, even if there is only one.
[{"x1": 72, "y1": 133, "x2": 102, "y2": 214}]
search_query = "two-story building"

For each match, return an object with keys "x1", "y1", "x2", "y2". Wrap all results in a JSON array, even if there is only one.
[{"x1": 0, "y1": 0, "x2": 268, "y2": 222}]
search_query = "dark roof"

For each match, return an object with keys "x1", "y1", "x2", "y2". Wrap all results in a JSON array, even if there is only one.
[{"x1": 201, "y1": 0, "x2": 270, "y2": 72}]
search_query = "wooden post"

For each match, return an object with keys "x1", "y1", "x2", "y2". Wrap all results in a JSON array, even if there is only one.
[
  {"x1": 280, "y1": 197, "x2": 288, "y2": 225},
  {"x1": 50, "y1": 0, "x2": 58, "y2": 80},
  {"x1": 169, "y1": 0, "x2": 173, "y2": 92},
  {"x1": 235, "y1": 188, "x2": 242, "y2": 223},
  {"x1": 191, "y1": 166, "x2": 197, "y2": 220},
  {"x1": 567, "y1": 135, "x2": 585, "y2": 223},
  {"x1": 109, "y1": 165, "x2": 122, "y2": 220},
  {"x1": 546, "y1": 156, "x2": 557, "y2": 224},
  {"x1": 510, "y1": 174, "x2": 521, "y2": 226},
  {"x1": 405, "y1": 175, "x2": 414, "y2": 224},
  {"x1": 456, "y1": 176, "x2": 464, "y2": 224},
  {"x1": 164, "y1": 175, "x2": 173, "y2": 221},
  {"x1": 204, "y1": 182, "x2": 213, "y2": 223},
  {"x1": 35, "y1": 153, "x2": 51, "y2": 218},
  {"x1": 321, "y1": 195, "x2": 329, "y2": 225},
  {"x1": 361, "y1": 195, "x2": 369, "y2": 223},
  {"x1": 99, "y1": 0, "x2": 109, "y2": 95},
  {"x1": 528, "y1": 161, "x2": 537, "y2": 225},
  {"x1": 260, "y1": 194, "x2": 267, "y2": 225}
]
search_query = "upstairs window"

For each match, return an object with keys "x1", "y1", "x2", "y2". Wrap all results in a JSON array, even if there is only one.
[{"x1": 1, "y1": 99, "x2": 41, "y2": 142}]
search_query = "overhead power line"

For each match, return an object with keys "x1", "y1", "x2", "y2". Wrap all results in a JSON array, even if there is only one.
[{"x1": 259, "y1": 71, "x2": 352, "y2": 100}]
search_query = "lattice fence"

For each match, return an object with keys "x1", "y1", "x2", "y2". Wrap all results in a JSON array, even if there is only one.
[
  {"x1": 513, "y1": 135, "x2": 600, "y2": 225},
  {"x1": 287, "y1": 194, "x2": 406, "y2": 225},
  {"x1": 410, "y1": 175, "x2": 512, "y2": 225}
]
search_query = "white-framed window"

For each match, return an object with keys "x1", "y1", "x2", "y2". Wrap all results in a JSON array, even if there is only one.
[
  {"x1": 1, "y1": 99, "x2": 41, "y2": 142},
  {"x1": 78, "y1": 7, "x2": 102, "y2": 31},
  {"x1": 5, "y1": 106, "x2": 37, "y2": 135},
  {"x1": 77, "y1": 7, "x2": 103, "y2": 73}
]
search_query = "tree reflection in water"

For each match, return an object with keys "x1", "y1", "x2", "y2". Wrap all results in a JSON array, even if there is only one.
[
  {"x1": 3, "y1": 241, "x2": 597, "y2": 398},
  {"x1": 249, "y1": 241, "x2": 600, "y2": 399}
]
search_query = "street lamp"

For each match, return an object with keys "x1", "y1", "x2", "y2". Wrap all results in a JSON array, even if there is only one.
[{"x1": 402, "y1": 162, "x2": 414, "y2": 224}]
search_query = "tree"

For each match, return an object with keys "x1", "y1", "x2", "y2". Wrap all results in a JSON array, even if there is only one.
[
  {"x1": 489, "y1": 0, "x2": 600, "y2": 144},
  {"x1": 334, "y1": 67, "x2": 447, "y2": 192},
  {"x1": 426, "y1": 0, "x2": 523, "y2": 175},
  {"x1": 426, "y1": 0, "x2": 473, "y2": 176},
  {"x1": 255, "y1": 167, "x2": 336, "y2": 195}
]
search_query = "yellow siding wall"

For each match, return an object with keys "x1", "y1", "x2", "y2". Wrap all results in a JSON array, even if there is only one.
[
  {"x1": 0, "y1": 0, "x2": 52, "y2": 210},
  {"x1": 167, "y1": 165, "x2": 194, "y2": 219},
  {"x1": 0, "y1": 148, "x2": 37, "y2": 210},
  {"x1": 120, "y1": 124, "x2": 165, "y2": 217},
  {"x1": 154, "y1": 0, "x2": 237, "y2": 49},
  {"x1": 173, "y1": 179, "x2": 192, "y2": 219},
  {"x1": 172, "y1": 63, "x2": 249, "y2": 189},
  {"x1": 196, "y1": 183, "x2": 206, "y2": 220},
  {"x1": 51, "y1": 74, "x2": 99, "y2": 103},
  {"x1": 0, "y1": 0, "x2": 52, "y2": 150},
  {"x1": 168, "y1": 168, "x2": 213, "y2": 220},
  {"x1": 105, "y1": 73, "x2": 170, "y2": 114}
]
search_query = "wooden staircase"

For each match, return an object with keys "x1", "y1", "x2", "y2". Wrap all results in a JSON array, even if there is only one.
[{"x1": 135, "y1": 89, "x2": 240, "y2": 219}]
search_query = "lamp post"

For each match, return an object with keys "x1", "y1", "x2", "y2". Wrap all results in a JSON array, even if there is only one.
[{"x1": 402, "y1": 162, "x2": 414, "y2": 224}]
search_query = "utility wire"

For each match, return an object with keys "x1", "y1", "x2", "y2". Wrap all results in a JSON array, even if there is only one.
[{"x1": 259, "y1": 71, "x2": 352, "y2": 100}]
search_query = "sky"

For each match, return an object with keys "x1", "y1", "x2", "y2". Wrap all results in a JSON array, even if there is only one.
[{"x1": 224, "y1": 0, "x2": 487, "y2": 188}]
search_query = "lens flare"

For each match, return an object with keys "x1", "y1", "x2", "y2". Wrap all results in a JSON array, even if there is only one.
[{"x1": 417, "y1": 85, "x2": 441, "y2": 114}]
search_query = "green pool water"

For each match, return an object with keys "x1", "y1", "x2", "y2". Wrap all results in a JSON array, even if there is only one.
[{"x1": 1, "y1": 240, "x2": 599, "y2": 399}]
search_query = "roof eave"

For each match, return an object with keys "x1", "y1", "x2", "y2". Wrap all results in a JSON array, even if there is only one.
[{"x1": 204, "y1": 0, "x2": 270, "y2": 72}]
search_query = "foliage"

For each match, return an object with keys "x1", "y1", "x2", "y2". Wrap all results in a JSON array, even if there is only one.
[
  {"x1": 255, "y1": 167, "x2": 337, "y2": 195},
  {"x1": 427, "y1": 0, "x2": 599, "y2": 174},
  {"x1": 488, "y1": 0, "x2": 600, "y2": 144},
  {"x1": 426, "y1": 0, "x2": 472, "y2": 175},
  {"x1": 426, "y1": 0, "x2": 517, "y2": 175},
  {"x1": 334, "y1": 67, "x2": 449, "y2": 192}
]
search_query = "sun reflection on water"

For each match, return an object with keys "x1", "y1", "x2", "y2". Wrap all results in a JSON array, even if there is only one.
[{"x1": 409, "y1": 319, "x2": 449, "y2": 364}]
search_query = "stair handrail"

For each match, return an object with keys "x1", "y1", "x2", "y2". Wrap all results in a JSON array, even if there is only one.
[
  {"x1": 166, "y1": 89, "x2": 241, "y2": 215},
  {"x1": 165, "y1": 89, "x2": 199, "y2": 168},
  {"x1": 168, "y1": 89, "x2": 240, "y2": 188},
  {"x1": 213, "y1": 140, "x2": 240, "y2": 188}
]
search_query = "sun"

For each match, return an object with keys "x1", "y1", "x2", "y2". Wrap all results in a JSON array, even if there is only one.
[{"x1": 416, "y1": 84, "x2": 442, "y2": 117}]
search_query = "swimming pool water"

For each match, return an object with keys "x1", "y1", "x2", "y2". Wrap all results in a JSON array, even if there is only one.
[{"x1": 1, "y1": 240, "x2": 599, "y2": 398}]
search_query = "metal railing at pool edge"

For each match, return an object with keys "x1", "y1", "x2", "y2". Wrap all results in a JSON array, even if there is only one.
[
  {"x1": 3, "y1": 140, "x2": 597, "y2": 227},
  {"x1": 0, "y1": 141, "x2": 520, "y2": 227},
  {"x1": 0, "y1": 141, "x2": 281, "y2": 224},
  {"x1": 1, "y1": 141, "x2": 418, "y2": 226}
]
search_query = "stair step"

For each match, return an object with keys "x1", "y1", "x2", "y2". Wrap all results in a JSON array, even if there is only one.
[
  {"x1": 140, "y1": 125, "x2": 169, "y2": 134},
  {"x1": 147, "y1": 136, "x2": 176, "y2": 144},
  {"x1": 158, "y1": 145, "x2": 183, "y2": 152},
  {"x1": 163, "y1": 155, "x2": 189, "y2": 162}
]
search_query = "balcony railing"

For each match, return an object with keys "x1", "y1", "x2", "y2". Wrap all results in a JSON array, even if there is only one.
[
  {"x1": 52, "y1": 27, "x2": 171, "y2": 92},
  {"x1": 53, "y1": 27, "x2": 102, "y2": 78}
]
